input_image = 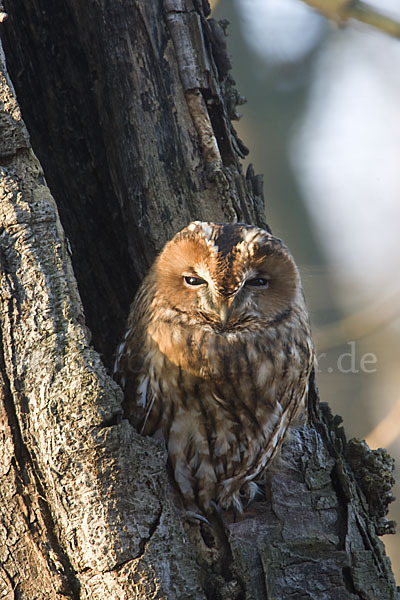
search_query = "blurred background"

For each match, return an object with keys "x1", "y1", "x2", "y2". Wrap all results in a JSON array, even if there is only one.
[{"x1": 211, "y1": 0, "x2": 400, "y2": 581}]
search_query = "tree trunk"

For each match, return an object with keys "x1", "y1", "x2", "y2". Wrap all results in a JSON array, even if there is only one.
[{"x1": 0, "y1": 0, "x2": 397, "y2": 598}]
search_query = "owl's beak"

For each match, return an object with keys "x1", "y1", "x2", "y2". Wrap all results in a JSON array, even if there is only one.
[
  {"x1": 213, "y1": 291, "x2": 236, "y2": 327},
  {"x1": 219, "y1": 304, "x2": 229, "y2": 327},
  {"x1": 218, "y1": 296, "x2": 236, "y2": 327}
]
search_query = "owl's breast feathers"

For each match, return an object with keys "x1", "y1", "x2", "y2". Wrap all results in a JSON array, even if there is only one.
[{"x1": 119, "y1": 305, "x2": 313, "y2": 512}]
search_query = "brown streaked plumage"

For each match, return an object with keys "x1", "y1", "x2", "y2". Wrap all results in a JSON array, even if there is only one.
[{"x1": 114, "y1": 222, "x2": 314, "y2": 513}]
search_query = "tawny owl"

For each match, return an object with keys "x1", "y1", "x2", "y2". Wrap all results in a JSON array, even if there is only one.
[{"x1": 114, "y1": 222, "x2": 314, "y2": 513}]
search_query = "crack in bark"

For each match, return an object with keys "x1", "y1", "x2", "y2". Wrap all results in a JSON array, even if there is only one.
[
  {"x1": 98, "y1": 411, "x2": 124, "y2": 428},
  {"x1": 137, "y1": 503, "x2": 163, "y2": 559},
  {"x1": 0, "y1": 562, "x2": 18, "y2": 600}
]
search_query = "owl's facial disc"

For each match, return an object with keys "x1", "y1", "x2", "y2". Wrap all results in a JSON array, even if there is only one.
[{"x1": 155, "y1": 225, "x2": 301, "y2": 334}]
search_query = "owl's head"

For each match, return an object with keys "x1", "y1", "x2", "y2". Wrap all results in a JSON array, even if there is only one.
[{"x1": 152, "y1": 222, "x2": 304, "y2": 328}]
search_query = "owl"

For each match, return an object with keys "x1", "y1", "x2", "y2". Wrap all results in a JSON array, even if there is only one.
[{"x1": 114, "y1": 222, "x2": 314, "y2": 514}]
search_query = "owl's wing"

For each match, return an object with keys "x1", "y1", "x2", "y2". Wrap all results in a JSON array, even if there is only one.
[
  {"x1": 113, "y1": 278, "x2": 154, "y2": 431},
  {"x1": 135, "y1": 374, "x2": 157, "y2": 434},
  {"x1": 254, "y1": 341, "x2": 314, "y2": 475}
]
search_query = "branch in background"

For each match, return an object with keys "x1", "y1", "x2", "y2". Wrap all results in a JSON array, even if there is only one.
[
  {"x1": 210, "y1": 0, "x2": 400, "y2": 39},
  {"x1": 303, "y1": 0, "x2": 400, "y2": 39},
  {"x1": 314, "y1": 290, "x2": 400, "y2": 351}
]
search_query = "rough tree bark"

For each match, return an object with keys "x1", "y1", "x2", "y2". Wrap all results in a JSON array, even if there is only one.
[{"x1": 0, "y1": 0, "x2": 398, "y2": 598}]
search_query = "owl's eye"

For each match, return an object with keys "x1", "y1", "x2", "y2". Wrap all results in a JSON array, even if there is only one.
[
  {"x1": 245, "y1": 277, "x2": 269, "y2": 288},
  {"x1": 184, "y1": 276, "x2": 207, "y2": 286}
]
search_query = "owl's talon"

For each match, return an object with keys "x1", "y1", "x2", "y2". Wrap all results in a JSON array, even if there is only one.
[{"x1": 184, "y1": 510, "x2": 210, "y2": 526}]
